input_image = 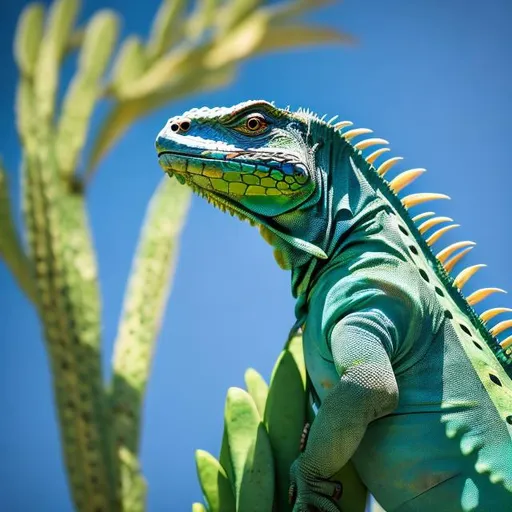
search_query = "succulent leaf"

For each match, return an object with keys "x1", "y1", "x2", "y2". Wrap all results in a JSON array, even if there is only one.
[
  {"x1": 238, "y1": 422, "x2": 274, "y2": 512},
  {"x1": 186, "y1": 0, "x2": 218, "y2": 40},
  {"x1": 33, "y1": 0, "x2": 80, "y2": 125},
  {"x1": 195, "y1": 449, "x2": 236, "y2": 512},
  {"x1": 22, "y1": 146, "x2": 113, "y2": 511},
  {"x1": 264, "y1": 350, "x2": 306, "y2": 511},
  {"x1": 206, "y1": 10, "x2": 269, "y2": 67},
  {"x1": 146, "y1": 0, "x2": 187, "y2": 61},
  {"x1": 111, "y1": 177, "x2": 191, "y2": 455},
  {"x1": 14, "y1": 3, "x2": 45, "y2": 78},
  {"x1": 244, "y1": 368, "x2": 268, "y2": 418},
  {"x1": 285, "y1": 330, "x2": 307, "y2": 386},
  {"x1": 218, "y1": 0, "x2": 261, "y2": 34},
  {"x1": 110, "y1": 36, "x2": 147, "y2": 96},
  {"x1": 57, "y1": 10, "x2": 119, "y2": 178},
  {"x1": 223, "y1": 387, "x2": 274, "y2": 511},
  {"x1": 254, "y1": 23, "x2": 353, "y2": 55},
  {"x1": 0, "y1": 160, "x2": 36, "y2": 302}
]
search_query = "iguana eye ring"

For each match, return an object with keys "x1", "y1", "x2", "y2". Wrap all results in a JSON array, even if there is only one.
[
  {"x1": 246, "y1": 116, "x2": 264, "y2": 131},
  {"x1": 234, "y1": 114, "x2": 268, "y2": 135}
]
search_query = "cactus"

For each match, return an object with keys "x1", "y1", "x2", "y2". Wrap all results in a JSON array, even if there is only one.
[
  {"x1": 195, "y1": 333, "x2": 370, "y2": 512},
  {"x1": 195, "y1": 333, "x2": 307, "y2": 512},
  {"x1": 2, "y1": 0, "x2": 348, "y2": 510}
]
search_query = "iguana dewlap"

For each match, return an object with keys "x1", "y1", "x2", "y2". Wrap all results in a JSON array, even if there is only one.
[{"x1": 155, "y1": 101, "x2": 512, "y2": 511}]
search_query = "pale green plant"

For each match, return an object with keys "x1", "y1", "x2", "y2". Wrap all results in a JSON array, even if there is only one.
[{"x1": 0, "y1": 0, "x2": 348, "y2": 510}]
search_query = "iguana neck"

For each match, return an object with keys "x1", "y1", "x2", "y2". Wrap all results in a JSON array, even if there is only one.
[{"x1": 262, "y1": 126, "x2": 383, "y2": 314}]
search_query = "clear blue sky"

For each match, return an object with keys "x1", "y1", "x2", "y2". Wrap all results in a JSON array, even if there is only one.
[{"x1": 1, "y1": 0, "x2": 511, "y2": 510}]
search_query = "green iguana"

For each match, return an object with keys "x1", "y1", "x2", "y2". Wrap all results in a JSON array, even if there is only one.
[{"x1": 155, "y1": 100, "x2": 512, "y2": 511}]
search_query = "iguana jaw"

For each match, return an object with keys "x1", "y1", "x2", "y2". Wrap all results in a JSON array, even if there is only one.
[
  {"x1": 156, "y1": 143, "x2": 315, "y2": 218},
  {"x1": 157, "y1": 148, "x2": 327, "y2": 260}
]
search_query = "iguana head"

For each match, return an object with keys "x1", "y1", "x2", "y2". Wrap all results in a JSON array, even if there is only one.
[{"x1": 155, "y1": 100, "x2": 321, "y2": 217}]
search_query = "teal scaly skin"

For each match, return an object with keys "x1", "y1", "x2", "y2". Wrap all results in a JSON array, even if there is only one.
[{"x1": 155, "y1": 101, "x2": 512, "y2": 511}]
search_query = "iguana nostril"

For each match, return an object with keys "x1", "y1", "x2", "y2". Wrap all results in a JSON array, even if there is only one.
[
  {"x1": 170, "y1": 123, "x2": 180, "y2": 132},
  {"x1": 180, "y1": 120, "x2": 191, "y2": 132}
]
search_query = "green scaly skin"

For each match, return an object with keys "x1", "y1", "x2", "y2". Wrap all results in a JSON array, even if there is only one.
[{"x1": 156, "y1": 100, "x2": 512, "y2": 511}]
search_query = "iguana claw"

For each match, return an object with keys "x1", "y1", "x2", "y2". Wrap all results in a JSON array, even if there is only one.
[{"x1": 300, "y1": 422, "x2": 311, "y2": 452}]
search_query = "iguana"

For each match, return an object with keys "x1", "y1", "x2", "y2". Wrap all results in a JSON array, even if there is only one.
[{"x1": 155, "y1": 100, "x2": 512, "y2": 511}]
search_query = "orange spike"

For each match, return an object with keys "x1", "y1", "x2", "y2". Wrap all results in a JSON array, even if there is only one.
[
  {"x1": 453, "y1": 264, "x2": 486, "y2": 289},
  {"x1": 402, "y1": 193, "x2": 450, "y2": 208},
  {"x1": 376, "y1": 156, "x2": 403, "y2": 177},
  {"x1": 436, "y1": 241, "x2": 476, "y2": 264},
  {"x1": 480, "y1": 307, "x2": 512, "y2": 323},
  {"x1": 490, "y1": 319, "x2": 512, "y2": 337},
  {"x1": 343, "y1": 128, "x2": 373, "y2": 140},
  {"x1": 418, "y1": 216, "x2": 453, "y2": 234},
  {"x1": 389, "y1": 168, "x2": 426, "y2": 193},
  {"x1": 412, "y1": 211, "x2": 435, "y2": 222},
  {"x1": 333, "y1": 120, "x2": 353, "y2": 131},
  {"x1": 467, "y1": 288, "x2": 506, "y2": 306},
  {"x1": 426, "y1": 224, "x2": 459, "y2": 246},
  {"x1": 444, "y1": 247, "x2": 474, "y2": 272},
  {"x1": 500, "y1": 336, "x2": 512, "y2": 350},
  {"x1": 354, "y1": 138, "x2": 389, "y2": 150},
  {"x1": 366, "y1": 147, "x2": 390, "y2": 164}
]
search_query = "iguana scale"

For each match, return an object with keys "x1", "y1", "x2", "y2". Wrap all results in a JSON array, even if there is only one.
[{"x1": 155, "y1": 100, "x2": 512, "y2": 511}]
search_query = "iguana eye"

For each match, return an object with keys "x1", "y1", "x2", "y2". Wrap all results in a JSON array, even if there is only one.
[{"x1": 234, "y1": 114, "x2": 268, "y2": 135}]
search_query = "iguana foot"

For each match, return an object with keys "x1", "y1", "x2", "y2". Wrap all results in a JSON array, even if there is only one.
[{"x1": 289, "y1": 457, "x2": 342, "y2": 512}]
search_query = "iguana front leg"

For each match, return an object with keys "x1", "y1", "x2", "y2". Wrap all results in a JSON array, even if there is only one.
[{"x1": 289, "y1": 311, "x2": 399, "y2": 511}]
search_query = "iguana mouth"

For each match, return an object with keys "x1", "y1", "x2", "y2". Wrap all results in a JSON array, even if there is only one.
[{"x1": 158, "y1": 151, "x2": 265, "y2": 223}]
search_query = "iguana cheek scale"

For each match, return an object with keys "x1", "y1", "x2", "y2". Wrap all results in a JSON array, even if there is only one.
[{"x1": 155, "y1": 100, "x2": 512, "y2": 511}]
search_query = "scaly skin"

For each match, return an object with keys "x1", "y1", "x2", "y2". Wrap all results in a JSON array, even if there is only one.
[{"x1": 155, "y1": 101, "x2": 512, "y2": 511}]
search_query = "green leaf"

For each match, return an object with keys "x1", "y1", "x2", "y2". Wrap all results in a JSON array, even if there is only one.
[
  {"x1": 14, "y1": 3, "x2": 45, "y2": 78},
  {"x1": 86, "y1": 64, "x2": 235, "y2": 175},
  {"x1": 264, "y1": 350, "x2": 306, "y2": 511},
  {"x1": 206, "y1": 10, "x2": 269, "y2": 68},
  {"x1": 22, "y1": 147, "x2": 114, "y2": 511},
  {"x1": 146, "y1": 0, "x2": 187, "y2": 62},
  {"x1": 0, "y1": 160, "x2": 37, "y2": 303},
  {"x1": 118, "y1": 44, "x2": 212, "y2": 101},
  {"x1": 110, "y1": 177, "x2": 191, "y2": 463},
  {"x1": 266, "y1": 0, "x2": 334, "y2": 24},
  {"x1": 285, "y1": 330, "x2": 306, "y2": 387},
  {"x1": 219, "y1": 425, "x2": 235, "y2": 489},
  {"x1": 192, "y1": 503, "x2": 208, "y2": 512},
  {"x1": 195, "y1": 450, "x2": 236, "y2": 512},
  {"x1": 255, "y1": 23, "x2": 352, "y2": 56},
  {"x1": 33, "y1": 0, "x2": 80, "y2": 125},
  {"x1": 224, "y1": 387, "x2": 274, "y2": 509},
  {"x1": 186, "y1": 0, "x2": 218, "y2": 40},
  {"x1": 56, "y1": 10, "x2": 119, "y2": 179},
  {"x1": 238, "y1": 424, "x2": 274, "y2": 512},
  {"x1": 217, "y1": 0, "x2": 261, "y2": 34},
  {"x1": 117, "y1": 445, "x2": 147, "y2": 512},
  {"x1": 244, "y1": 368, "x2": 268, "y2": 418},
  {"x1": 110, "y1": 36, "x2": 147, "y2": 96},
  {"x1": 16, "y1": 77, "x2": 38, "y2": 155}
]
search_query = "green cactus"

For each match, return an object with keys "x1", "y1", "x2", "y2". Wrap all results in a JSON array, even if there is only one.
[
  {"x1": 2, "y1": 0, "x2": 348, "y2": 510},
  {"x1": 194, "y1": 334, "x2": 305, "y2": 512}
]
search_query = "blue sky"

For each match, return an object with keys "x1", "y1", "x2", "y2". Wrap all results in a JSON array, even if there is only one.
[{"x1": 1, "y1": 0, "x2": 512, "y2": 510}]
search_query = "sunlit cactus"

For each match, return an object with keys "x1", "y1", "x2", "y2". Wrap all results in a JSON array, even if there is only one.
[
  {"x1": 195, "y1": 333, "x2": 371, "y2": 512},
  {"x1": 1, "y1": 0, "x2": 348, "y2": 510}
]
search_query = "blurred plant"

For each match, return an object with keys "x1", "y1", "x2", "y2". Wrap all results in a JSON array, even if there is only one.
[
  {"x1": 193, "y1": 332, "x2": 369, "y2": 512},
  {"x1": 1, "y1": 0, "x2": 349, "y2": 510}
]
